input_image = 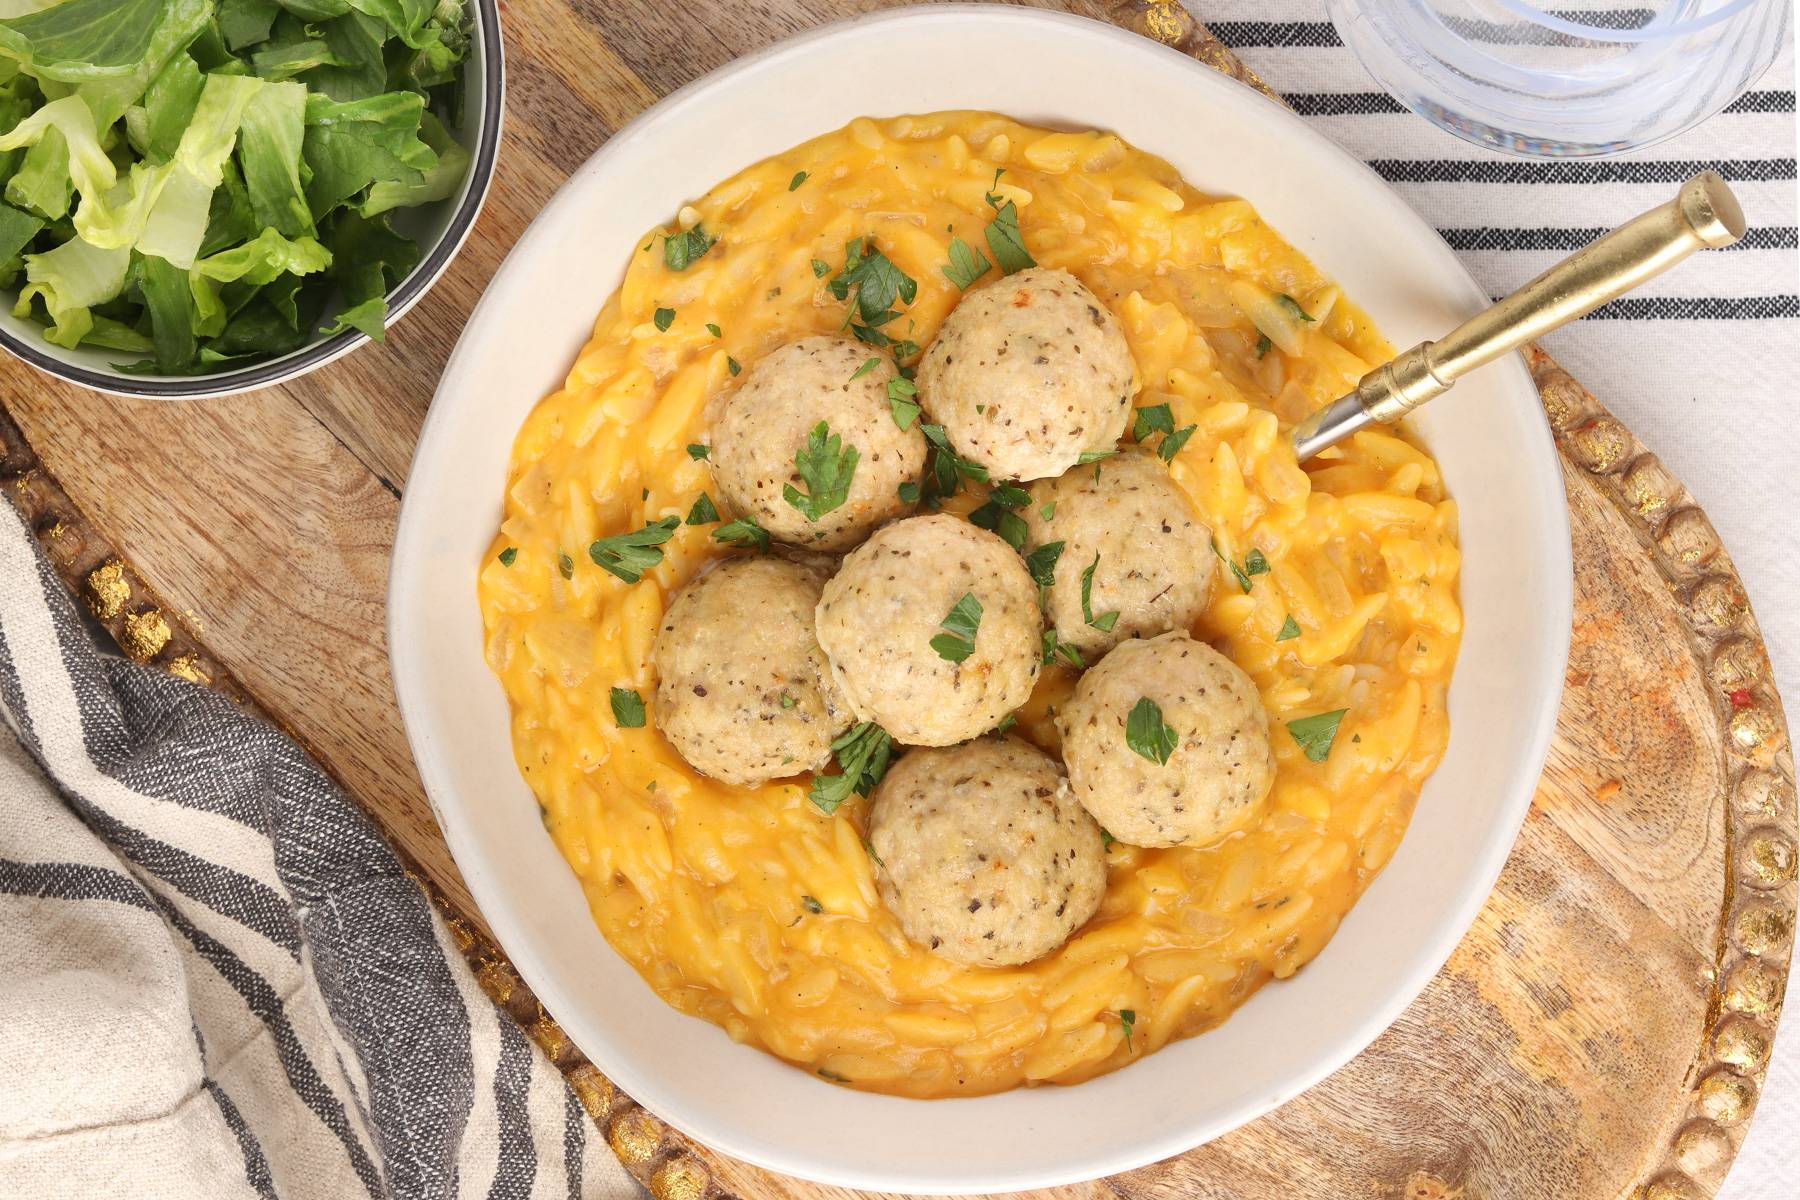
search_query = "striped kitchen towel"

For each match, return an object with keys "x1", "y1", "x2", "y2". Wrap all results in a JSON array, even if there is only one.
[{"x1": 0, "y1": 499, "x2": 638, "y2": 1200}]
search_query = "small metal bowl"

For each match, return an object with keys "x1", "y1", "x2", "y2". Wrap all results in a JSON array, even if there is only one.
[{"x1": 0, "y1": 0, "x2": 503, "y2": 400}]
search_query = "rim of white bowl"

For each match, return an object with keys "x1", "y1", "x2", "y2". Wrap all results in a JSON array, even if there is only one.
[
  {"x1": 0, "y1": 0, "x2": 506, "y2": 400},
  {"x1": 391, "y1": 5, "x2": 1573, "y2": 1192}
]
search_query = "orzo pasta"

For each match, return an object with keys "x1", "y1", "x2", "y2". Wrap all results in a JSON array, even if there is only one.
[{"x1": 476, "y1": 111, "x2": 1461, "y2": 1097}]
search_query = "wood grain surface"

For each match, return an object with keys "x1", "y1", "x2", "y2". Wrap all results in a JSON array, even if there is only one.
[{"x1": 0, "y1": 3, "x2": 1792, "y2": 1199}]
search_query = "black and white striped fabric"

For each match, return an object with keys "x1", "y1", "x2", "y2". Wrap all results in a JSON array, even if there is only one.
[
  {"x1": 1201, "y1": 7, "x2": 1799, "y2": 1195},
  {"x1": 0, "y1": 501, "x2": 637, "y2": 1200}
]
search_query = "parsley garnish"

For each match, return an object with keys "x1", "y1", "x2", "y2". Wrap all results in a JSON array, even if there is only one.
[
  {"x1": 779, "y1": 692, "x2": 796, "y2": 709},
  {"x1": 589, "y1": 517, "x2": 680, "y2": 583},
  {"x1": 800, "y1": 894, "x2": 823, "y2": 914},
  {"x1": 653, "y1": 307, "x2": 675, "y2": 332},
  {"x1": 712, "y1": 515, "x2": 770, "y2": 552},
  {"x1": 1080, "y1": 553, "x2": 1120, "y2": 632},
  {"x1": 1277, "y1": 614, "x2": 1302, "y2": 642},
  {"x1": 1100, "y1": 827, "x2": 1116, "y2": 851},
  {"x1": 863, "y1": 837, "x2": 884, "y2": 867},
  {"x1": 1211, "y1": 538, "x2": 1267, "y2": 593},
  {"x1": 497, "y1": 547, "x2": 517, "y2": 567},
  {"x1": 686, "y1": 493, "x2": 719, "y2": 525},
  {"x1": 930, "y1": 592, "x2": 983, "y2": 663},
  {"x1": 1125, "y1": 697, "x2": 1179, "y2": 765},
  {"x1": 1024, "y1": 540, "x2": 1065, "y2": 592},
  {"x1": 995, "y1": 713, "x2": 1018, "y2": 735},
  {"x1": 785, "y1": 421, "x2": 858, "y2": 524},
  {"x1": 1275, "y1": 293, "x2": 1315, "y2": 323},
  {"x1": 898, "y1": 480, "x2": 921, "y2": 504},
  {"x1": 1133, "y1": 404, "x2": 1174, "y2": 440},
  {"x1": 1158, "y1": 424, "x2": 1197, "y2": 464},
  {"x1": 808, "y1": 722, "x2": 892, "y2": 815},
  {"x1": 663, "y1": 226, "x2": 715, "y2": 271},
  {"x1": 687, "y1": 443, "x2": 710, "y2": 460},
  {"x1": 727, "y1": 356, "x2": 742, "y2": 376},
  {"x1": 817, "y1": 1067, "x2": 848, "y2": 1083},
  {"x1": 1042, "y1": 628, "x2": 1085, "y2": 668},
  {"x1": 706, "y1": 322, "x2": 722, "y2": 337},
  {"x1": 919, "y1": 423, "x2": 989, "y2": 504},
  {"x1": 1255, "y1": 332, "x2": 1272, "y2": 358},
  {"x1": 849, "y1": 356, "x2": 882, "y2": 382},
  {"x1": 789, "y1": 170, "x2": 808, "y2": 191},
  {"x1": 557, "y1": 553, "x2": 573, "y2": 580},
  {"x1": 968, "y1": 482, "x2": 1029, "y2": 549},
  {"x1": 1286, "y1": 709, "x2": 1348, "y2": 762},
  {"x1": 811, "y1": 257, "x2": 831, "y2": 277},
  {"x1": 888, "y1": 376, "x2": 920, "y2": 430},
  {"x1": 1077, "y1": 448, "x2": 1116, "y2": 466},
  {"x1": 1120, "y1": 1009, "x2": 1137, "y2": 1052},
  {"x1": 942, "y1": 236, "x2": 992, "y2": 289},
  {"x1": 983, "y1": 173, "x2": 1035, "y2": 274},
  {"x1": 1040, "y1": 500, "x2": 1056, "y2": 521},
  {"x1": 609, "y1": 687, "x2": 647, "y2": 728},
  {"x1": 829, "y1": 237, "x2": 919, "y2": 353}
]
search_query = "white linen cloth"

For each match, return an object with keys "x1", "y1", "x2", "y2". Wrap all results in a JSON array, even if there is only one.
[
  {"x1": 1195, "y1": 4, "x2": 1799, "y2": 1194},
  {"x1": 0, "y1": 501, "x2": 639, "y2": 1200}
]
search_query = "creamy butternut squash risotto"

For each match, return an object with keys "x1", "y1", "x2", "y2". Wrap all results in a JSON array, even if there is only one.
[{"x1": 477, "y1": 112, "x2": 1462, "y2": 1097}]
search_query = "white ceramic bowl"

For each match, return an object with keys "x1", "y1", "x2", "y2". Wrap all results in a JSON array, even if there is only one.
[
  {"x1": 390, "y1": 7, "x2": 1572, "y2": 1192},
  {"x1": 0, "y1": 0, "x2": 504, "y2": 399}
]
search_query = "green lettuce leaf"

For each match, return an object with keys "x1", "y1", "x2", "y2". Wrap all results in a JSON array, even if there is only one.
[
  {"x1": 301, "y1": 89, "x2": 432, "y2": 215},
  {"x1": 303, "y1": 10, "x2": 384, "y2": 101},
  {"x1": 0, "y1": 198, "x2": 42, "y2": 259},
  {"x1": 0, "y1": 93, "x2": 117, "y2": 202},
  {"x1": 274, "y1": 0, "x2": 349, "y2": 20},
  {"x1": 188, "y1": 224, "x2": 329, "y2": 334},
  {"x1": 319, "y1": 207, "x2": 412, "y2": 339},
  {"x1": 236, "y1": 79, "x2": 307, "y2": 234},
  {"x1": 4, "y1": 125, "x2": 70, "y2": 216},
  {"x1": 343, "y1": 0, "x2": 432, "y2": 48},
  {"x1": 14, "y1": 229, "x2": 128, "y2": 345},
  {"x1": 137, "y1": 249, "x2": 193, "y2": 367},
  {"x1": 360, "y1": 109, "x2": 462, "y2": 216},
  {"x1": 136, "y1": 52, "x2": 202, "y2": 161},
  {"x1": 217, "y1": 0, "x2": 280, "y2": 52}
]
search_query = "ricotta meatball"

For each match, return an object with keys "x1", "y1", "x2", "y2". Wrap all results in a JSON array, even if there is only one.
[
  {"x1": 1058, "y1": 632, "x2": 1275, "y2": 847},
  {"x1": 816, "y1": 514, "x2": 1040, "y2": 746},
  {"x1": 868, "y1": 737, "x2": 1106, "y2": 967},
  {"x1": 1023, "y1": 446, "x2": 1214, "y2": 658},
  {"x1": 916, "y1": 267, "x2": 1136, "y2": 481},
  {"x1": 711, "y1": 336, "x2": 926, "y2": 550},
  {"x1": 651, "y1": 557, "x2": 851, "y2": 786}
]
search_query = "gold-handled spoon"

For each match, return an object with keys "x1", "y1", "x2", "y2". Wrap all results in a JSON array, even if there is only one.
[{"x1": 1289, "y1": 171, "x2": 1747, "y2": 461}]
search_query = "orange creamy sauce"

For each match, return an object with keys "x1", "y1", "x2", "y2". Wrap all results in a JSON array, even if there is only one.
[{"x1": 476, "y1": 112, "x2": 1462, "y2": 1096}]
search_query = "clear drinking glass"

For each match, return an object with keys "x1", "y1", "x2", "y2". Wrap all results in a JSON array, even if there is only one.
[{"x1": 1327, "y1": 0, "x2": 1792, "y2": 157}]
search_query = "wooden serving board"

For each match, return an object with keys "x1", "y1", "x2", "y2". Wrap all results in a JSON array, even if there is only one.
[{"x1": 0, "y1": 3, "x2": 1792, "y2": 1198}]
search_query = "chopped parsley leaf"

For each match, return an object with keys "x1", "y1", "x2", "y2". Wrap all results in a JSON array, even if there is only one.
[
  {"x1": 1125, "y1": 697, "x2": 1179, "y2": 765},
  {"x1": 1041, "y1": 628, "x2": 1085, "y2": 669},
  {"x1": 589, "y1": 516, "x2": 681, "y2": 583},
  {"x1": 812, "y1": 257, "x2": 832, "y2": 277},
  {"x1": 685, "y1": 493, "x2": 719, "y2": 525},
  {"x1": 830, "y1": 236, "x2": 918, "y2": 327},
  {"x1": 497, "y1": 547, "x2": 517, "y2": 567},
  {"x1": 862, "y1": 837, "x2": 884, "y2": 867},
  {"x1": 1024, "y1": 540, "x2": 1065, "y2": 592},
  {"x1": 888, "y1": 376, "x2": 921, "y2": 430},
  {"x1": 727, "y1": 356, "x2": 742, "y2": 376},
  {"x1": 1158, "y1": 424, "x2": 1197, "y2": 464},
  {"x1": 800, "y1": 894, "x2": 823, "y2": 914},
  {"x1": 817, "y1": 1067, "x2": 848, "y2": 1083},
  {"x1": 706, "y1": 322, "x2": 722, "y2": 337},
  {"x1": 995, "y1": 713, "x2": 1018, "y2": 735},
  {"x1": 849, "y1": 356, "x2": 883, "y2": 382},
  {"x1": 919, "y1": 423, "x2": 989, "y2": 504},
  {"x1": 1076, "y1": 448, "x2": 1116, "y2": 466},
  {"x1": 1100, "y1": 827, "x2": 1117, "y2": 851},
  {"x1": 1255, "y1": 332, "x2": 1273, "y2": 358},
  {"x1": 653, "y1": 307, "x2": 675, "y2": 332},
  {"x1": 1275, "y1": 293, "x2": 1316, "y2": 323},
  {"x1": 1277, "y1": 614, "x2": 1302, "y2": 642},
  {"x1": 1244, "y1": 548, "x2": 1271, "y2": 577},
  {"x1": 1211, "y1": 537, "x2": 1261, "y2": 593},
  {"x1": 712, "y1": 515, "x2": 770, "y2": 552},
  {"x1": 1120, "y1": 1008, "x2": 1137, "y2": 1052},
  {"x1": 1080, "y1": 553, "x2": 1120, "y2": 632},
  {"x1": 967, "y1": 499, "x2": 1028, "y2": 550},
  {"x1": 808, "y1": 722, "x2": 892, "y2": 814},
  {"x1": 557, "y1": 553, "x2": 573, "y2": 580},
  {"x1": 785, "y1": 421, "x2": 858, "y2": 523},
  {"x1": 1040, "y1": 500, "x2": 1056, "y2": 521},
  {"x1": 779, "y1": 691, "x2": 797, "y2": 709},
  {"x1": 929, "y1": 592, "x2": 983, "y2": 663},
  {"x1": 984, "y1": 185, "x2": 1035, "y2": 274},
  {"x1": 609, "y1": 687, "x2": 647, "y2": 728},
  {"x1": 942, "y1": 236, "x2": 992, "y2": 289},
  {"x1": 897, "y1": 480, "x2": 922, "y2": 504},
  {"x1": 663, "y1": 225, "x2": 715, "y2": 271},
  {"x1": 687, "y1": 443, "x2": 710, "y2": 460},
  {"x1": 1133, "y1": 403, "x2": 1175, "y2": 440},
  {"x1": 789, "y1": 170, "x2": 808, "y2": 191},
  {"x1": 1286, "y1": 709, "x2": 1349, "y2": 762}
]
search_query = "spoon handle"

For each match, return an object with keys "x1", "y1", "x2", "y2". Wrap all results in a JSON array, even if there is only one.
[{"x1": 1289, "y1": 171, "x2": 1747, "y2": 461}]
